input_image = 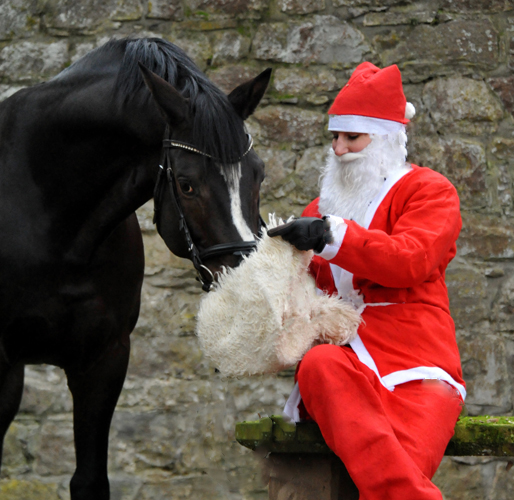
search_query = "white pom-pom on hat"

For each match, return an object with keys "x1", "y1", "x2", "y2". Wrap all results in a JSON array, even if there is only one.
[{"x1": 405, "y1": 102, "x2": 416, "y2": 120}]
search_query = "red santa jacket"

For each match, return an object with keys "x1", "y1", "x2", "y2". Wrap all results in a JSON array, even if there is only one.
[{"x1": 304, "y1": 164, "x2": 466, "y2": 398}]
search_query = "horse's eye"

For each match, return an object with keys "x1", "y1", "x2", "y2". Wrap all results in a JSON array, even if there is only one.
[{"x1": 179, "y1": 181, "x2": 193, "y2": 194}]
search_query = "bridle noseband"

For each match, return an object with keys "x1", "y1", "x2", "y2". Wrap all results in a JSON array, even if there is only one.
[{"x1": 153, "y1": 127, "x2": 262, "y2": 292}]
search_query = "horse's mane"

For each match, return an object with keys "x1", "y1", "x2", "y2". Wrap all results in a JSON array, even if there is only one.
[{"x1": 60, "y1": 38, "x2": 247, "y2": 164}]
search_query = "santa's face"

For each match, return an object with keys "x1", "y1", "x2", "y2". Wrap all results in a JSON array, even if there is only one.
[
  {"x1": 331, "y1": 131, "x2": 371, "y2": 157},
  {"x1": 319, "y1": 130, "x2": 409, "y2": 226}
]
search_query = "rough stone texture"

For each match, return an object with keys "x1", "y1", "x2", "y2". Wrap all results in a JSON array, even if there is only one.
[
  {"x1": 278, "y1": 0, "x2": 326, "y2": 15},
  {"x1": 439, "y1": 0, "x2": 514, "y2": 13},
  {"x1": 1, "y1": 1, "x2": 514, "y2": 499},
  {"x1": 382, "y1": 19, "x2": 500, "y2": 81},
  {"x1": 0, "y1": 0, "x2": 40, "y2": 41},
  {"x1": 42, "y1": 0, "x2": 143, "y2": 33},
  {"x1": 252, "y1": 16, "x2": 370, "y2": 66},
  {"x1": 207, "y1": 64, "x2": 268, "y2": 94},
  {"x1": 488, "y1": 76, "x2": 514, "y2": 116},
  {"x1": 211, "y1": 30, "x2": 251, "y2": 66},
  {"x1": 147, "y1": 0, "x2": 183, "y2": 21},
  {"x1": 252, "y1": 105, "x2": 326, "y2": 147},
  {"x1": 422, "y1": 77, "x2": 504, "y2": 135},
  {"x1": 363, "y1": 7, "x2": 436, "y2": 26},
  {"x1": 0, "y1": 41, "x2": 69, "y2": 83},
  {"x1": 272, "y1": 67, "x2": 338, "y2": 96},
  {"x1": 185, "y1": 0, "x2": 267, "y2": 19}
]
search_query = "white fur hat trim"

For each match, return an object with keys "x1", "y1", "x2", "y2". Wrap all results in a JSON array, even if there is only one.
[
  {"x1": 328, "y1": 114, "x2": 405, "y2": 135},
  {"x1": 195, "y1": 214, "x2": 362, "y2": 378}
]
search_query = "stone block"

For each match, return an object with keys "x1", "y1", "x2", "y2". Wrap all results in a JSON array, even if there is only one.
[
  {"x1": 492, "y1": 274, "x2": 514, "y2": 333},
  {"x1": 364, "y1": 7, "x2": 436, "y2": 26},
  {"x1": 167, "y1": 32, "x2": 212, "y2": 70},
  {"x1": 278, "y1": 0, "x2": 326, "y2": 15},
  {"x1": 255, "y1": 147, "x2": 297, "y2": 200},
  {"x1": 207, "y1": 64, "x2": 267, "y2": 94},
  {"x1": 427, "y1": 138, "x2": 488, "y2": 211},
  {"x1": 489, "y1": 137, "x2": 514, "y2": 214},
  {"x1": 446, "y1": 266, "x2": 489, "y2": 329},
  {"x1": 332, "y1": 0, "x2": 405, "y2": 7},
  {"x1": 0, "y1": 479, "x2": 60, "y2": 500},
  {"x1": 439, "y1": 0, "x2": 514, "y2": 12},
  {"x1": 383, "y1": 20, "x2": 500, "y2": 80},
  {"x1": 458, "y1": 213, "x2": 514, "y2": 260},
  {"x1": 111, "y1": 0, "x2": 144, "y2": 22},
  {"x1": 2, "y1": 419, "x2": 40, "y2": 475},
  {"x1": 211, "y1": 30, "x2": 251, "y2": 66},
  {"x1": 0, "y1": 41, "x2": 69, "y2": 83},
  {"x1": 510, "y1": 30, "x2": 514, "y2": 71},
  {"x1": 251, "y1": 105, "x2": 325, "y2": 147},
  {"x1": 294, "y1": 145, "x2": 329, "y2": 202},
  {"x1": 488, "y1": 76, "x2": 514, "y2": 116},
  {"x1": 185, "y1": 0, "x2": 266, "y2": 19},
  {"x1": 272, "y1": 67, "x2": 338, "y2": 96},
  {"x1": 147, "y1": 0, "x2": 183, "y2": 20},
  {"x1": 433, "y1": 457, "x2": 490, "y2": 500},
  {"x1": 457, "y1": 332, "x2": 512, "y2": 415},
  {"x1": 422, "y1": 77, "x2": 504, "y2": 135},
  {"x1": 489, "y1": 460, "x2": 514, "y2": 500},
  {"x1": 42, "y1": 0, "x2": 142, "y2": 31},
  {"x1": 252, "y1": 16, "x2": 370, "y2": 66},
  {"x1": 0, "y1": 0, "x2": 40, "y2": 41},
  {"x1": 19, "y1": 366, "x2": 72, "y2": 416},
  {"x1": 34, "y1": 417, "x2": 75, "y2": 476}
]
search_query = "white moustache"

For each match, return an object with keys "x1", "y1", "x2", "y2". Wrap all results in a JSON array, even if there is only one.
[{"x1": 339, "y1": 152, "x2": 367, "y2": 163}]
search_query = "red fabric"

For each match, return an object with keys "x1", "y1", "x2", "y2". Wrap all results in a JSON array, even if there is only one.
[
  {"x1": 303, "y1": 165, "x2": 465, "y2": 389},
  {"x1": 298, "y1": 345, "x2": 463, "y2": 500},
  {"x1": 327, "y1": 62, "x2": 409, "y2": 124},
  {"x1": 298, "y1": 345, "x2": 462, "y2": 500}
]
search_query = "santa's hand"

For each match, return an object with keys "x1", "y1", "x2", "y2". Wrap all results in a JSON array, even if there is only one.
[{"x1": 267, "y1": 217, "x2": 333, "y2": 253}]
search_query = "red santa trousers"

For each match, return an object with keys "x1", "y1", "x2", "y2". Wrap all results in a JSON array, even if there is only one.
[{"x1": 297, "y1": 344, "x2": 463, "y2": 500}]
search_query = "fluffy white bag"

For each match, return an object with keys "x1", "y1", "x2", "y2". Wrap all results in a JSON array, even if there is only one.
[{"x1": 195, "y1": 215, "x2": 361, "y2": 377}]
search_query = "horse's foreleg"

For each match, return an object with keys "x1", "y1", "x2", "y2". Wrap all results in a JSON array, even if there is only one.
[
  {"x1": 0, "y1": 361, "x2": 25, "y2": 471},
  {"x1": 66, "y1": 336, "x2": 130, "y2": 500}
]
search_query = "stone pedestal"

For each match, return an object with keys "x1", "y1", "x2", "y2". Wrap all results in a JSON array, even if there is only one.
[
  {"x1": 236, "y1": 413, "x2": 514, "y2": 499},
  {"x1": 263, "y1": 453, "x2": 358, "y2": 500}
]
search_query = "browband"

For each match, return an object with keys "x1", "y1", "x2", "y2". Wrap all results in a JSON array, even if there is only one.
[{"x1": 163, "y1": 134, "x2": 254, "y2": 161}]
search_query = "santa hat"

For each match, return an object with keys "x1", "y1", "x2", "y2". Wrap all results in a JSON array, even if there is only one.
[{"x1": 328, "y1": 62, "x2": 416, "y2": 135}]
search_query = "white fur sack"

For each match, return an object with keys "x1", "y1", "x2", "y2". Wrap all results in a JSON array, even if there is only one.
[{"x1": 195, "y1": 215, "x2": 362, "y2": 377}]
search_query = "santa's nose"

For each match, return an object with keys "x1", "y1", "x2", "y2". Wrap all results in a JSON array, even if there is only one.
[{"x1": 333, "y1": 137, "x2": 349, "y2": 156}]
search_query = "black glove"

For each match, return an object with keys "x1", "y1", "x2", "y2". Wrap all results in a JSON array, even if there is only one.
[{"x1": 267, "y1": 217, "x2": 333, "y2": 253}]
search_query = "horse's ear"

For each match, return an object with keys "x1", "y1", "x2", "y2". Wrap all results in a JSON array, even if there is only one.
[
  {"x1": 138, "y1": 62, "x2": 190, "y2": 126},
  {"x1": 227, "y1": 68, "x2": 272, "y2": 120}
]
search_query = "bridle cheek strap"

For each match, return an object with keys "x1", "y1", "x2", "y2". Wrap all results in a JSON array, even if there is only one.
[{"x1": 153, "y1": 128, "x2": 260, "y2": 292}]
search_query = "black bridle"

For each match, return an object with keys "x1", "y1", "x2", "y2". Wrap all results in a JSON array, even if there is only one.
[{"x1": 153, "y1": 127, "x2": 262, "y2": 292}]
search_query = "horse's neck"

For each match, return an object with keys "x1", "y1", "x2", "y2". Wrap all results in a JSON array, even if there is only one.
[{"x1": 4, "y1": 82, "x2": 161, "y2": 265}]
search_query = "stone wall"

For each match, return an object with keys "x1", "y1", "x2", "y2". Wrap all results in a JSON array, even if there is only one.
[{"x1": 1, "y1": 0, "x2": 514, "y2": 498}]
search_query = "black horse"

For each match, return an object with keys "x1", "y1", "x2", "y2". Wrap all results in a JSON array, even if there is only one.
[{"x1": 0, "y1": 37, "x2": 270, "y2": 499}]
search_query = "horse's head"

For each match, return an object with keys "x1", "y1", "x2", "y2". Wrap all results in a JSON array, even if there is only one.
[{"x1": 139, "y1": 64, "x2": 271, "y2": 290}]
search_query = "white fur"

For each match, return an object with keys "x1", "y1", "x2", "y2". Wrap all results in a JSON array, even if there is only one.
[
  {"x1": 318, "y1": 132, "x2": 409, "y2": 225},
  {"x1": 196, "y1": 215, "x2": 362, "y2": 377}
]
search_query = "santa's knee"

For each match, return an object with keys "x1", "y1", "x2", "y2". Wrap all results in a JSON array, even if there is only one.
[{"x1": 297, "y1": 344, "x2": 348, "y2": 385}]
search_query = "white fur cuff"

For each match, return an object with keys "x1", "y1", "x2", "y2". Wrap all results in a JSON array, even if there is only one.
[{"x1": 317, "y1": 215, "x2": 347, "y2": 260}]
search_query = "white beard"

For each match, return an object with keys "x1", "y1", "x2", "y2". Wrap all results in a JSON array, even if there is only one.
[{"x1": 318, "y1": 131, "x2": 409, "y2": 226}]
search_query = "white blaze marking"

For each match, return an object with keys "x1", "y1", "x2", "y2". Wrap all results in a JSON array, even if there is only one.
[{"x1": 220, "y1": 162, "x2": 255, "y2": 241}]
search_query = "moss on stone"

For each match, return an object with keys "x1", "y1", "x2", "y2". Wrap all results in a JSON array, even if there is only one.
[
  {"x1": 0, "y1": 479, "x2": 59, "y2": 500},
  {"x1": 236, "y1": 415, "x2": 514, "y2": 456}
]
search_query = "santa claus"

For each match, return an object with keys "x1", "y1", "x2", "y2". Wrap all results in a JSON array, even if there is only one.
[{"x1": 268, "y1": 62, "x2": 465, "y2": 499}]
